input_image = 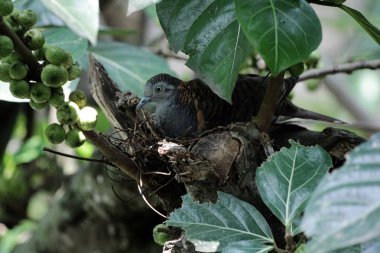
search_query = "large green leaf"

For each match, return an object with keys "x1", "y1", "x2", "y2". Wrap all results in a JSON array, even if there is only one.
[
  {"x1": 256, "y1": 141, "x2": 331, "y2": 234},
  {"x1": 127, "y1": 0, "x2": 162, "y2": 15},
  {"x1": 331, "y1": 239, "x2": 380, "y2": 253},
  {"x1": 362, "y1": 238, "x2": 380, "y2": 253},
  {"x1": 89, "y1": 41, "x2": 175, "y2": 96},
  {"x1": 41, "y1": 0, "x2": 99, "y2": 44},
  {"x1": 302, "y1": 133, "x2": 380, "y2": 253},
  {"x1": 167, "y1": 192, "x2": 273, "y2": 252},
  {"x1": 223, "y1": 240, "x2": 273, "y2": 253},
  {"x1": 339, "y1": 5, "x2": 380, "y2": 46},
  {"x1": 156, "y1": 0, "x2": 252, "y2": 103},
  {"x1": 235, "y1": 0, "x2": 322, "y2": 75}
]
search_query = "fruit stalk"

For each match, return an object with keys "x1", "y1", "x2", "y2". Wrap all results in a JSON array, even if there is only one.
[{"x1": 0, "y1": 16, "x2": 41, "y2": 81}]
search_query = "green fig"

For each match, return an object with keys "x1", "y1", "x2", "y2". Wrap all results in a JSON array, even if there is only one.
[
  {"x1": 30, "y1": 82, "x2": 51, "y2": 103},
  {"x1": 45, "y1": 46, "x2": 68, "y2": 65},
  {"x1": 56, "y1": 101, "x2": 80, "y2": 125},
  {"x1": 9, "y1": 62, "x2": 28, "y2": 80},
  {"x1": 153, "y1": 224, "x2": 171, "y2": 246},
  {"x1": 65, "y1": 128, "x2": 85, "y2": 148},
  {"x1": 14, "y1": 9, "x2": 37, "y2": 28},
  {"x1": 77, "y1": 106, "x2": 97, "y2": 131},
  {"x1": 0, "y1": 35, "x2": 14, "y2": 59},
  {"x1": 49, "y1": 87, "x2": 65, "y2": 108},
  {"x1": 29, "y1": 99, "x2": 48, "y2": 110},
  {"x1": 0, "y1": 0, "x2": 14, "y2": 16},
  {"x1": 9, "y1": 79, "x2": 29, "y2": 98},
  {"x1": 0, "y1": 62, "x2": 11, "y2": 82},
  {"x1": 69, "y1": 90, "x2": 86, "y2": 108},
  {"x1": 41, "y1": 64, "x2": 68, "y2": 87},
  {"x1": 23, "y1": 28, "x2": 45, "y2": 50},
  {"x1": 45, "y1": 123, "x2": 65, "y2": 144},
  {"x1": 67, "y1": 62, "x2": 81, "y2": 80}
]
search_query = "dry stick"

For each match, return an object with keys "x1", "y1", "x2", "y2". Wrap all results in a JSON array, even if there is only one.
[
  {"x1": 299, "y1": 59, "x2": 380, "y2": 82},
  {"x1": 82, "y1": 130, "x2": 140, "y2": 181},
  {"x1": 255, "y1": 72, "x2": 285, "y2": 132},
  {"x1": 0, "y1": 17, "x2": 41, "y2": 81},
  {"x1": 43, "y1": 147, "x2": 116, "y2": 166}
]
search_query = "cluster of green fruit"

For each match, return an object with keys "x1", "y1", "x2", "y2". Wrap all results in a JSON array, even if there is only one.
[
  {"x1": 0, "y1": 0, "x2": 97, "y2": 148},
  {"x1": 46, "y1": 90, "x2": 98, "y2": 148}
]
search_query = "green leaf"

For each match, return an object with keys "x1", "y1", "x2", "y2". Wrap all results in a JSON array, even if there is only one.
[
  {"x1": 223, "y1": 240, "x2": 273, "y2": 253},
  {"x1": 302, "y1": 133, "x2": 380, "y2": 253},
  {"x1": 41, "y1": 0, "x2": 99, "y2": 44},
  {"x1": 127, "y1": 0, "x2": 162, "y2": 15},
  {"x1": 44, "y1": 27, "x2": 88, "y2": 61},
  {"x1": 156, "y1": 0, "x2": 252, "y2": 102},
  {"x1": 339, "y1": 5, "x2": 380, "y2": 46},
  {"x1": 0, "y1": 220, "x2": 36, "y2": 253},
  {"x1": 330, "y1": 238, "x2": 380, "y2": 253},
  {"x1": 333, "y1": 245, "x2": 361, "y2": 253},
  {"x1": 362, "y1": 238, "x2": 380, "y2": 253},
  {"x1": 13, "y1": 136, "x2": 44, "y2": 164},
  {"x1": 256, "y1": 141, "x2": 332, "y2": 234},
  {"x1": 89, "y1": 41, "x2": 175, "y2": 97},
  {"x1": 167, "y1": 192, "x2": 274, "y2": 252},
  {"x1": 235, "y1": 0, "x2": 322, "y2": 75}
]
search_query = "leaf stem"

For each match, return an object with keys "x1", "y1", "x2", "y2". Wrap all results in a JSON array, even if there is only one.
[
  {"x1": 285, "y1": 231, "x2": 296, "y2": 253},
  {"x1": 255, "y1": 72, "x2": 285, "y2": 132},
  {"x1": 273, "y1": 244, "x2": 287, "y2": 253},
  {"x1": 0, "y1": 16, "x2": 42, "y2": 81}
]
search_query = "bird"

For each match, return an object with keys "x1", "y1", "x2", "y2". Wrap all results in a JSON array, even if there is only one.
[{"x1": 136, "y1": 73, "x2": 341, "y2": 138}]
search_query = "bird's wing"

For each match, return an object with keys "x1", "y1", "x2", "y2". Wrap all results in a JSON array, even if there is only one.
[{"x1": 179, "y1": 79, "x2": 233, "y2": 132}]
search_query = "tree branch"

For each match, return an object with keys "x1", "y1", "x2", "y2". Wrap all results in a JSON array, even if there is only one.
[
  {"x1": 82, "y1": 130, "x2": 140, "y2": 181},
  {"x1": 0, "y1": 17, "x2": 42, "y2": 81},
  {"x1": 255, "y1": 72, "x2": 285, "y2": 132},
  {"x1": 299, "y1": 59, "x2": 380, "y2": 82}
]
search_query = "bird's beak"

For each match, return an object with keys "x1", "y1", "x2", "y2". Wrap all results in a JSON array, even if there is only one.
[{"x1": 136, "y1": 96, "x2": 152, "y2": 111}]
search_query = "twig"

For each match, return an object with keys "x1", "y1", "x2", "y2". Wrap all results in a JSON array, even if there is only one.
[
  {"x1": 255, "y1": 72, "x2": 285, "y2": 132},
  {"x1": 43, "y1": 146, "x2": 116, "y2": 166},
  {"x1": 155, "y1": 49, "x2": 188, "y2": 61},
  {"x1": 299, "y1": 59, "x2": 380, "y2": 82},
  {"x1": 0, "y1": 17, "x2": 42, "y2": 81},
  {"x1": 137, "y1": 171, "x2": 168, "y2": 218},
  {"x1": 82, "y1": 130, "x2": 140, "y2": 181}
]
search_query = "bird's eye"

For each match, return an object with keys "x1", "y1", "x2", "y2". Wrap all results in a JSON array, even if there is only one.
[{"x1": 155, "y1": 86, "x2": 162, "y2": 93}]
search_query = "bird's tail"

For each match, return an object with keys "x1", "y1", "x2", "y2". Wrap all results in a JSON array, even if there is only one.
[{"x1": 281, "y1": 101, "x2": 346, "y2": 124}]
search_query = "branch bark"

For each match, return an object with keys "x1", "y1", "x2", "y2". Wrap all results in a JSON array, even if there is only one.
[
  {"x1": 0, "y1": 17, "x2": 42, "y2": 81},
  {"x1": 299, "y1": 59, "x2": 380, "y2": 82}
]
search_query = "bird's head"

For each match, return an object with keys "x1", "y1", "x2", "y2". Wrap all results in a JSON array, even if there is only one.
[{"x1": 136, "y1": 74, "x2": 182, "y2": 111}]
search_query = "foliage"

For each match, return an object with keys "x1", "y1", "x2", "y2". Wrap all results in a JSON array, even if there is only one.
[
  {"x1": 256, "y1": 141, "x2": 332, "y2": 234},
  {"x1": 0, "y1": 0, "x2": 379, "y2": 252},
  {"x1": 168, "y1": 135, "x2": 380, "y2": 252},
  {"x1": 167, "y1": 192, "x2": 274, "y2": 252}
]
